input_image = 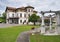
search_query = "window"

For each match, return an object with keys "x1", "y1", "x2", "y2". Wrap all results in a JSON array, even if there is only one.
[
  {"x1": 12, "y1": 14, "x2": 14, "y2": 17},
  {"x1": 28, "y1": 9, "x2": 33, "y2": 12},
  {"x1": 20, "y1": 20, "x2": 22, "y2": 23},
  {"x1": 17, "y1": 14, "x2": 18, "y2": 17},
  {"x1": 28, "y1": 9, "x2": 30, "y2": 12},
  {"x1": 24, "y1": 20, "x2": 26, "y2": 22},
  {"x1": 24, "y1": 14, "x2": 26, "y2": 17},
  {"x1": 20, "y1": 13, "x2": 22, "y2": 17}
]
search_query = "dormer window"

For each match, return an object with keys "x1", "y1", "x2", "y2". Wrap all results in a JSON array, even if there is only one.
[
  {"x1": 27, "y1": 8, "x2": 31, "y2": 12},
  {"x1": 28, "y1": 9, "x2": 30, "y2": 12},
  {"x1": 27, "y1": 8, "x2": 33, "y2": 12}
]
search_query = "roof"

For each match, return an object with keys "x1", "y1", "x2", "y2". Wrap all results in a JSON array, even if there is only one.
[
  {"x1": 5, "y1": 6, "x2": 35, "y2": 12},
  {"x1": 5, "y1": 7, "x2": 16, "y2": 12},
  {"x1": 6, "y1": 7, "x2": 16, "y2": 10},
  {"x1": 25, "y1": 6, "x2": 34, "y2": 9},
  {"x1": 33, "y1": 11, "x2": 37, "y2": 13},
  {"x1": 17, "y1": 7, "x2": 25, "y2": 10}
]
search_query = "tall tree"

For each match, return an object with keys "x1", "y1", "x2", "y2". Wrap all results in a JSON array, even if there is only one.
[
  {"x1": 2, "y1": 12, "x2": 6, "y2": 23},
  {"x1": 28, "y1": 14, "x2": 40, "y2": 25}
]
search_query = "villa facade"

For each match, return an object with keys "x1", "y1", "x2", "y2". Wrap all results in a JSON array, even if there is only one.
[{"x1": 5, "y1": 6, "x2": 37, "y2": 24}]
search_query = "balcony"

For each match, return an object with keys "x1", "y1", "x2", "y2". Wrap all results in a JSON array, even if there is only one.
[{"x1": 8, "y1": 16, "x2": 19, "y2": 19}]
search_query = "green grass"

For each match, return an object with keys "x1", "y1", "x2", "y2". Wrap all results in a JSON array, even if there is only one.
[
  {"x1": 0, "y1": 25, "x2": 39, "y2": 42},
  {"x1": 30, "y1": 34, "x2": 60, "y2": 42},
  {"x1": 0, "y1": 25, "x2": 60, "y2": 42}
]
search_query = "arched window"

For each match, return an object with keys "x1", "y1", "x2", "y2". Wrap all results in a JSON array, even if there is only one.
[{"x1": 20, "y1": 20, "x2": 22, "y2": 23}]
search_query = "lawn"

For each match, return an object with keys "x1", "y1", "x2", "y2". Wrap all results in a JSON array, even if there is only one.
[
  {"x1": 30, "y1": 34, "x2": 60, "y2": 42},
  {"x1": 0, "y1": 25, "x2": 60, "y2": 42},
  {"x1": 0, "y1": 25, "x2": 39, "y2": 42}
]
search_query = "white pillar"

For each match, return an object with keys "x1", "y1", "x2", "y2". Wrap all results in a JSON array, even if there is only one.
[
  {"x1": 41, "y1": 14, "x2": 45, "y2": 26},
  {"x1": 40, "y1": 13, "x2": 45, "y2": 34},
  {"x1": 18, "y1": 19, "x2": 20, "y2": 24},
  {"x1": 9, "y1": 19, "x2": 12, "y2": 24},
  {"x1": 56, "y1": 12, "x2": 60, "y2": 34},
  {"x1": 6, "y1": 19, "x2": 8, "y2": 24},
  {"x1": 49, "y1": 15, "x2": 52, "y2": 32}
]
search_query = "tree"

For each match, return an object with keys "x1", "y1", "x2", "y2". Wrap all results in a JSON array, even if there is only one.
[
  {"x1": 2, "y1": 12, "x2": 6, "y2": 23},
  {"x1": 0, "y1": 17, "x2": 3, "y2": 23},
  {"x1": 28, "y1": 14, "x2": 40, "y2": 25}
]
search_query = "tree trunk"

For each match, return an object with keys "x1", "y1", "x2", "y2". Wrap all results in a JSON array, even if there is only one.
[{"x1": 34, "y1": 22, "x2": 36, "y2": 25}]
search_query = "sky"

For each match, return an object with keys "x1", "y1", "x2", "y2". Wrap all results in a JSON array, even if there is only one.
[{"x1": 0, "y1": 0, "x2": 60, "y2": 15}]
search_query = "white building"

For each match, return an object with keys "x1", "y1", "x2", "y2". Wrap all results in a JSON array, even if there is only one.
[{"x1": 5, "y1": 6, "x2": 37, "y2": 24}]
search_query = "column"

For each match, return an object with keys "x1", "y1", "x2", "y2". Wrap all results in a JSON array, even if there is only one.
[
  {"x1": 18, "y1": 19, "x2": 20, "y2": 24},
  {"x1": 40, "y1": 12, "x2": 45, "y2": 34},
  {"x1": 49, "y1": 15, "x2": 52, "y2": 32},
  {"x1": 41, "y1": 13, "x2": 45, "y2": 26},
  {"x1": 56, "y1": 12, "x2": 60, "y2": 34},
  {"x1": 6, "y1": 19, "x2": 8, "y2": 24}
]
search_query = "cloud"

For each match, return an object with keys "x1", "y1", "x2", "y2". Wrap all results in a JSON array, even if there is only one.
[
  {"x1": 0, "y1": 0, "x2": 60, "y2": 13},
  {"x1": 0, "y1": 10, "x2": 4, "y2": 14}
]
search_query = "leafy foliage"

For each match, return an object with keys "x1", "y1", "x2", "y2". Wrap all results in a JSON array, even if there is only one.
[
  {"x1": 2, "y1": 12, "x2": 6, "y2": 23},
  {"x1": 0, "y1": 17, "x2": 3, "y2": 22},
  {"x1": 28, "y1": 14, "x2": 40, "y2": 25}
]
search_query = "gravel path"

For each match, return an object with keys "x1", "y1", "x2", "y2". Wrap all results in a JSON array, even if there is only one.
[
  {"x1": 16, "y1": 31, "x2": 31, "y2": 42},
  {"x1": 16, "y1": 28, "x2": 40, "y2": 42}
]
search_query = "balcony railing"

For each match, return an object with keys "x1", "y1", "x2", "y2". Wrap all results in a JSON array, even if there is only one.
[{"x1": 8, "y1": 16, "x2": 19, "y2": 19}]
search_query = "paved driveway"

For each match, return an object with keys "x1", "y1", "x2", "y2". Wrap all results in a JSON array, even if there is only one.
[{"x1": 0, "y1": 23, "x2": 20, "y2": 28}]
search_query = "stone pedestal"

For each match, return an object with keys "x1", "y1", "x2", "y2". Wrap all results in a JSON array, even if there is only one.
[{"x1": 40, "y1": 25, "x2": 45, "y2": 34}]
